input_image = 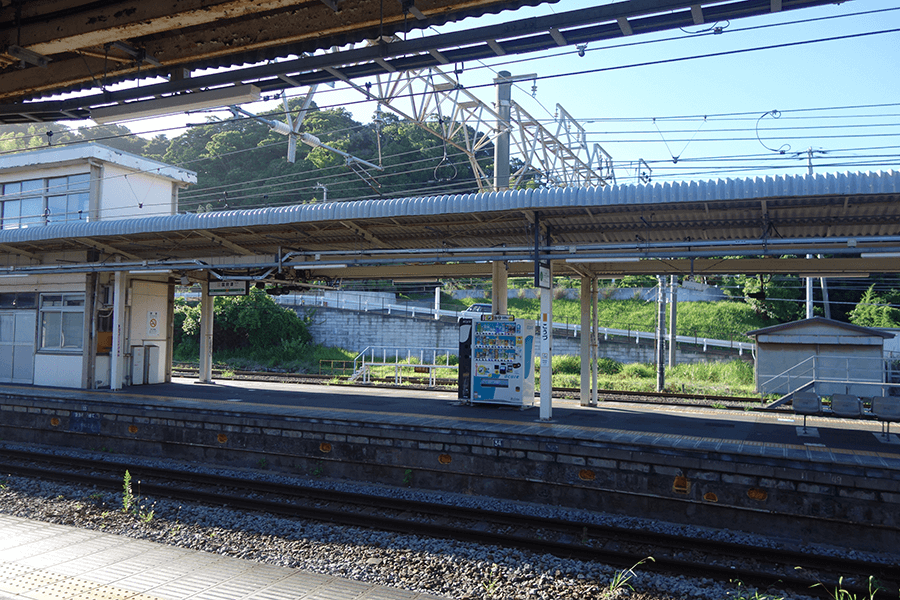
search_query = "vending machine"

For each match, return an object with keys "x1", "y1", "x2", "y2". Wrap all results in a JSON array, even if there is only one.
[{"x1": 459, "y1": 315, "x2": 535, "y2": 407}]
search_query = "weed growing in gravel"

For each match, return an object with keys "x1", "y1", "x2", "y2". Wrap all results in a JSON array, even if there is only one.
[
  {"x1": 122, "y1": 470, "x2": 135, "y2": 513},
  {"x1": 605, "y1": 557, "x2": 653, "y2": 598},
  {"x1": 480, "y1": 573, "x2": 501, "y2": 597},
  {"x1": 121, "y1": 470, "x2": 155, "y2": 522},
  {"x1": 402, "y1": 469, "x2": 413, "y2": 487},
  {"x1": 809, "y1": 573, "x2": 884, "y2": 600},
  {"x1": 138, "y1": 504, "x2": 155, "y2": 523},
  {"x1": 257, "y1": 458, "x2": 268, "y2": 469}
]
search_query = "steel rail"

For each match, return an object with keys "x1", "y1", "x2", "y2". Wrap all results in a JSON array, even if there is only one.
[{"x1": 1, "y1": 452, "x2": 896, "y2": 598}]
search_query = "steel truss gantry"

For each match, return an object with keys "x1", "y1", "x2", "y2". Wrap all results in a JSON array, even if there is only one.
[{"x1": 334, "y1": 59, "x2": 614, "y2": 192}]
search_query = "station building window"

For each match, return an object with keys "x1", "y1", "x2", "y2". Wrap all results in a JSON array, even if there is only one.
[
  {"x1": 0, "y1": 293, "x2": 37, "y2": 309},
  {"x1": 39, "y1": 293, "x2": 85, "y2": 351},
  {"x1": 1, "y1": 174, "x2": 90, "y2": 229}
]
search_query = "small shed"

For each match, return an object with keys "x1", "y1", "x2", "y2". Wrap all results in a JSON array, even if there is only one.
[{"x1": 747, "y1": 317, "x2": 894, "y2": 398}]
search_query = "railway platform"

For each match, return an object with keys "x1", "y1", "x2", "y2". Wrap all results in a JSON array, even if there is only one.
[
  {"x1": 0, "y1": 514, "x2": 445, "y2": 600},
  {"x1": 1, "y1": 379, "x2": 899, "y2": 553}
]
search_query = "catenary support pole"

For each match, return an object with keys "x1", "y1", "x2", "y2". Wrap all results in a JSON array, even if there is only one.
[
  {"x1": 591, "y1": 276, "x2": 599, "y2": 406},
  {"x1": 491, "y1": 71, "x2": 513, "y2": 316},
  {"x1": 668, "y1": 275, "x2": 677, "y2": 368},
  {"x1": 580, "y1": 275, "x2": 591, "y2": 406},
  {"x1": 656, "y1": 275, "x2": 666, "y2": 392}
]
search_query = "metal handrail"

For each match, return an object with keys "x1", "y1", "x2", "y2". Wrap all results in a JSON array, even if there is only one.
[
  {"x1": 762, "y1": 354, "x2": 892, "y2": 399},
  {"x1": 277, "y1": 293, "x2": 754, "y2": 354},
  {"x1": 352, "y1": 345, "x2": 458, "y2": 386}
]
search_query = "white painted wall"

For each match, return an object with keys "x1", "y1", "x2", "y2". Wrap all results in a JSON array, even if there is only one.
[
  {"x1": 34, "y1": 353, "x2": 83, "y2": 388},
  {"x1": 129, "y1": 279, "x2": 170, "y2": 385},
  {"x1": 100, "y1": 164, "x2": 177, "y2": 220}
]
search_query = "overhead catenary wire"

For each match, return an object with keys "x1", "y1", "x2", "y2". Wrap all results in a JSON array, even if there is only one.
[{"x1": 0, "y1": 8, "x2": 897, "y2": 192}]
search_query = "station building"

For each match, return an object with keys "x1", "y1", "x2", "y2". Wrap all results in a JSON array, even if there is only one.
[{"x1": 0, "y1": 144, "x2": 196, "y2": 388}]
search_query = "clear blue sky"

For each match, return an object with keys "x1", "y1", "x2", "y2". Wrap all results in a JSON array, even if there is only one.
[{"x1": 119, "y1": 0, "x2": 899, "y2": 184}]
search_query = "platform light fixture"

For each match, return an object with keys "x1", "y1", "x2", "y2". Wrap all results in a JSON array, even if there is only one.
[
  {"x1": 90, "y1": 84, "x2": 261, "y2": 124},
  {"x1": 564, "y1": 257, "x2": 638, "y2": 263}
]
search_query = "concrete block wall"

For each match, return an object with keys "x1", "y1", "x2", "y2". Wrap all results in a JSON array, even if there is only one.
[
  {"x1": 302, "y1": 306, "x2": 748, "y2": 364},
  {"x1": 451, "y1": 286, "x2": 728, "y2": 303}
]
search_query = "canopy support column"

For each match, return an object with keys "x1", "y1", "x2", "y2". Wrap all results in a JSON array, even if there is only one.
[{"x1": 199, "y1": 280, "x2": 215, "y2": 384}]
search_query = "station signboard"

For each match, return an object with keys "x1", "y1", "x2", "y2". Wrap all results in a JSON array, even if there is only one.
[{"x1": 208, "y1": 281, "x2": 249, "y2": 296}]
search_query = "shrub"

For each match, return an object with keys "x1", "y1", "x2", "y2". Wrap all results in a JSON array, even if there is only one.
[
  {"x1": 621, "y1": 363, "x2": 655, "y2": 379},
  {"x1": 552, "y1": 354, "x2": 581, "y2": 374},
  {"x1": 173, "y1": 291, "x2": 312, "y2": 361},
  {"x1": 597, "y1": 357, "x2": 623, "y2": 375}
]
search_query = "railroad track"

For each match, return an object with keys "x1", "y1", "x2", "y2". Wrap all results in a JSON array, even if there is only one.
[
  {"x1": 170, "y1": 365, "x2": 763, "y2": 407},
  {"x1": 1, "y1": 448, "x2": 895, "y2": 598}
]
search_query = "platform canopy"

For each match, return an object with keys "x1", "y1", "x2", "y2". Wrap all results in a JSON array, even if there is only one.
[
  {"x1": 1, "y1": 170, "x2": 899, "y2": 282},
  {"x1": 0, "y1": 0, "x2": 841, "y2": 122}
]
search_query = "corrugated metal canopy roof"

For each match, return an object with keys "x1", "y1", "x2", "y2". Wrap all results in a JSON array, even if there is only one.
[{"x1": 2, "y1": 170, "x2": 900, "y2": 279}]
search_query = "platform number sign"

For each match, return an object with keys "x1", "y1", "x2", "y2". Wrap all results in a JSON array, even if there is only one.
[{"x1": 147, "y1": 311, "x2": 160, "y2": 337}]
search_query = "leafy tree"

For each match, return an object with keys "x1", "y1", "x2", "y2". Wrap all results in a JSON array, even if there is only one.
[
  {"x1": 0, "y1": 122, "x2": 171, "y2": 157},
  {"x1": 722, "y1": 273, "x2": 803, "y2": 323},
  {"x1": 849, "y1": 284, "x2": 900, "y2": 328},
  {"x1": 175, "y1": 291, "x2": 311, "y2": 356}
]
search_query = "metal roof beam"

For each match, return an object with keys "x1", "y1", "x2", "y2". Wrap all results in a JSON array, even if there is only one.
[
  {"x1": 78, "y1": 238, "x2": 142, "y2": 261},
  {"x1": 0, "y1": 0, "x2": 843, "y2": 120},
  {"x1": 0, "y1": 243, "x2": 37, "y2": 260},
  {"x1": 194, "y1": 230, "x2": 257, "y2": 256},
  {"x1": 341, "y1": 220, "x2": 391, "y2": 248}
]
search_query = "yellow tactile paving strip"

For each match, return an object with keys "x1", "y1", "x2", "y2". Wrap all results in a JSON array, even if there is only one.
[{"x1": 0, "y1": 563, "x2": 163, "y2": 600}]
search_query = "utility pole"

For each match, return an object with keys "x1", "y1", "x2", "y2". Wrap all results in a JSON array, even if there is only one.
[{"x1": 491, "y1": 71, "x2": 532, "y2": 315}]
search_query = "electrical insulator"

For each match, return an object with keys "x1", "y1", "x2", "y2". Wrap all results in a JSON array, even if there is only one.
[
  {"x1": 300, "y1": 133, "x2": 321, "y2": 148},
  {"x1": 269, "y1": 121, "x2": 293, "y2": 136}
]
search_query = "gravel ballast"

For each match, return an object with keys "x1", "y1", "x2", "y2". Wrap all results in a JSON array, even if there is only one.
[{"x1": 0, "y1": 444, "x2": 848, "y2": 600}]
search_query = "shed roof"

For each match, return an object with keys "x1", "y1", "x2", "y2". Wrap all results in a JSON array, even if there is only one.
[{"x1": 746, "y1": 317, "x2": 895, "y2": 339}]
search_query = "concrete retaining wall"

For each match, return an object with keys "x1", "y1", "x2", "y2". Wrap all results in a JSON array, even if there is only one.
[
  {"x1": 1, "y1": 392, "x2": 896, "y2": 553},
  {"x1": 452, "y1": 286, "x2": 728, "y2": 302},
  {"x1": 301, "y1": 305, "x2": 749, "y2": 364}
]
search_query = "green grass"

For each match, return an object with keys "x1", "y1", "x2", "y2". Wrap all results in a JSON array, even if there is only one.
[
  {"x1": 533, "y1": 356, "x2": 757, "y2": 397},
  {"x1": 448, "y1": 296, "x2": 770, "y2": 342}
]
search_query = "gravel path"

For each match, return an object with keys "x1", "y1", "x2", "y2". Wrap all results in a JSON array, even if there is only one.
[{"x1": 0, "y1": 444, "x2": 829, "y2": 600}]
